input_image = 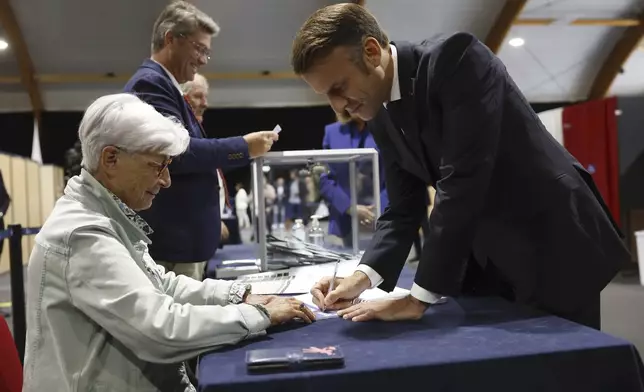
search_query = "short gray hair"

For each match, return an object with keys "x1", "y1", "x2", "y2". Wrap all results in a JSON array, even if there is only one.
[
  {"x1": 181, "y1": 73, "x2": 209, "y2": 94},
  {"x1": 151, "y1": 1, "x2": 220, "y2": 53},
  {"x1": 79, "y1": 93, "x2": 190, "y2": 172}
]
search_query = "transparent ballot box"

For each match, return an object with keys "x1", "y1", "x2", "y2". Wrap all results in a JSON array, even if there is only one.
[{"x1": 250, "y1": 148, "x2": 381, "y2": 272}]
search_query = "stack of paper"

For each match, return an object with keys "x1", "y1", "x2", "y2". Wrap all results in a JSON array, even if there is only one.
[{"x1": 236, "y1": 259, "x2": 361, "y2": 295}]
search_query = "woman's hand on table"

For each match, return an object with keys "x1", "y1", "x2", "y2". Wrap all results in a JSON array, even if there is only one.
[
  {"x1": 244, "y1": 294, "x2": 278, "y2": 306},
  {"x1": 262, "y1": 297, "x2": 316, "y2": 326}
]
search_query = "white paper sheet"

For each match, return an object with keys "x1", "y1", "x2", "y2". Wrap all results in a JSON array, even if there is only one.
[{"x1": 294, "y1": 287, "x2": 411, "y2": 320}]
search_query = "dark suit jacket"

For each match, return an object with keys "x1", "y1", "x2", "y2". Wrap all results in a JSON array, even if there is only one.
[
  {"x1": 319, "y1": 121, "x2": 389, "y2": 238},
  {"x1": 124, "y1": 59, "x2": 250, "y2": 262},
  {"x1": 362, "y1": 32, "x2": 630, "y2": 315},
  {"x1": 0, "y1": 170, "x2": 8, "y2": 217}
]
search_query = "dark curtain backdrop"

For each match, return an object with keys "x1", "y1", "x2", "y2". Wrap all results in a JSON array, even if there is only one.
[
  {"x1": 0, "y1": 105, "x2": 336, "y2": 191},
  {"x1": 0, "y1": 112, "x2": 35, "y2": 157},
  {"x1": 39, "y1": 111, "x2": 84, "y2": 166},
  {"x1": 0, "y1": 101, "x2": 569, "y2": 190}
]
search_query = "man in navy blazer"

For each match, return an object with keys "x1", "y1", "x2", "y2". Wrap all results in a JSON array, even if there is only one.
[
  {"x1": 319, "y1": 114, "x2": 389, "y2": 247},
  {"x1": 124, "y1": 2, "x2": 278, "y2": 280}
]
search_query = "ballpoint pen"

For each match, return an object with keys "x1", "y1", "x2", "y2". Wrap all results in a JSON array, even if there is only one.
[{"x1": 325, "y1": 260, "x2": 340, "y2": 311}]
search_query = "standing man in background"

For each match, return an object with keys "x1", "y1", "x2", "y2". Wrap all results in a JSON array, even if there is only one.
[
  {"x1": 181, "y1": 73, "x2": 230, "y2": 244},
  {"x1": 124, "y1": 1, "x2": 278, "y2": 280},
  {"x1": 295, "y1": 3, "x2": 629, "y2": 329},
  {"x1": 235, "y1": 183, "x2": 250, "y2": 230},
  {"x1": 274, "y1": 177, "x2": 286, "y2": 228}
]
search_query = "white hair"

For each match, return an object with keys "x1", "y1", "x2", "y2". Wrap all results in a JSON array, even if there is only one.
[
  {"x1": 79, "y1": 93, "x2": 190, "y2": 172},
  {"x1": 151, "y1": 1, "x2": 220, "y2": 53},
  {"x1": 181, "y1": 73, "x2": 209, "y2": 94}
]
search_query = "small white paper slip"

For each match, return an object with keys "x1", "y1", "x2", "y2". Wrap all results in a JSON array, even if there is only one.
[{"x1": 273, "y1": 124, "x2": 282, "y2": 133}]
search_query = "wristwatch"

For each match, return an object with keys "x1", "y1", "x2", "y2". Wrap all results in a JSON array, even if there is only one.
[{"x1": 229, "y1": 282, "x2": 252, "y2": 304}]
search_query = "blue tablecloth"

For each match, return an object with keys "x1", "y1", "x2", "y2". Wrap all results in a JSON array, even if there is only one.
[
  {"x1": 206, "y1": 244, "x2": 258, "y2": 279},
  {"x1": 199, "y1": 260, "x2": 644, "y2": 392}
]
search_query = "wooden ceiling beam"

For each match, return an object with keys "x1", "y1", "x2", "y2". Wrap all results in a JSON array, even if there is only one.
[
  {"x1": 0, "y1": 0, "x2": 43, "y2": 124},
  {"x1": 588, "y1": 14, "x2": 644, "y2": 100},
  {"x1": 515, "y1": 18, "x2": 641, "y2": 27},
  {"x1": 485, "y1": 0, "x2": 528, "y2": 54}
]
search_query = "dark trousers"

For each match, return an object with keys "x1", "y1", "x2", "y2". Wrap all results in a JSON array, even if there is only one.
[
  {"x1": 412, "y1": 218, "x2": 431, "y2": 261},
  {"x1": 461, "y1": 257, "x2": 601, "y2": 330}
]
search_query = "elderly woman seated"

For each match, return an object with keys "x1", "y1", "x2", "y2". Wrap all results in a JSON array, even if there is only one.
[{"x1": 22, "y1": 93, "x2": 315, "y2": 392}]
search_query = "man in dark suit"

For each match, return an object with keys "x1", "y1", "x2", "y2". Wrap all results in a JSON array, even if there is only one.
[
  {"x1": 295, "y1": 3, "x2": 630, "y2": 329},
  {"x1": 124, "y1": 1, "x2": 278, "y2": 280}
]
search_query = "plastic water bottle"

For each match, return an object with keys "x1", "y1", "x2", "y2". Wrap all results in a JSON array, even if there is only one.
[
  {"x1": 291, "y1": 219, "x2": 306, "y2": 241},
  {"x1": 307, "y1": 215, "x2": 325, "y2": 247}
]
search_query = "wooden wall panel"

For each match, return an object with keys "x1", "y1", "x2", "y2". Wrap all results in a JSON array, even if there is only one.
[
  {"x1": 0, "y1": 154, "x2": 12, "y2": 274},
  {"x1": 0, "y1": 156, "x2": 62, "y2": 273},
  {"x1": 39, "y1": 165, "x2": 63, "y2": 224}
]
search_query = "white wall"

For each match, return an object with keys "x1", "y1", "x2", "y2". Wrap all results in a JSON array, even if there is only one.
[{"x1": 537, "y1": 107, "x2": 564, "y2": 145}]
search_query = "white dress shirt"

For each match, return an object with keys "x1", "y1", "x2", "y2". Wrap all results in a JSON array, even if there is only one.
[
  {"x1": 151, "y1": 58, "x2": 183, "y2": 93},
  {"x1": 217, "y1": 170, "x2": 226, "y2": 215},
  {"x1": 355, "y1": 44, "x2": 442, "y2": 305}
]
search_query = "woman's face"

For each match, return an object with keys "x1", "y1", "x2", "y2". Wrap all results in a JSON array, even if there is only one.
[{"x1": 99, "y1": 146, "x2": 172, "y2": 211}]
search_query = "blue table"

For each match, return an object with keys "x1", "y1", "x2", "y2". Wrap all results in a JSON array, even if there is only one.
[
  {"x1": 199, "y1": 262, "x2": 644, "y2": 392},
  {"x1": 206, "y1": 244, "x2": 257, "y2": 279}
]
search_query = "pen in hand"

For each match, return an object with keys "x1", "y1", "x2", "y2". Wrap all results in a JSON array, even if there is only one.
[{"x1": 324, "y1": 260, "x2": 340, "y2": 312}]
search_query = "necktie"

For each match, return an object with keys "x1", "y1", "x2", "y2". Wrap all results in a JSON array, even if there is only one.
[{"x1": 183, "y1": 95, "x2": 232, "y2": 209}]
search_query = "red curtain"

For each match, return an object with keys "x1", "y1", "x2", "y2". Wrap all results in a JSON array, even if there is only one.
[{"x1": 562, "y1": 97, "x2": 621, "y2": 225}]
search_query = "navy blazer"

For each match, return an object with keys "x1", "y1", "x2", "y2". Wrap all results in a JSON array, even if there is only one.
[
  {"x1": 124, "y1": 59, "x2": 250, "y2": 262},
  {"x1": 319, "y1": 121, "x2": 389, "y2": 239},
  {"x1": 361, "y1": 33, "x2": 630, "y2": 319}
]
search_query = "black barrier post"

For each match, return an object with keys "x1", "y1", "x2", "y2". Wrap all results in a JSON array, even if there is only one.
[{"x1": 8, "y1": 224, "x2": 26, "y2": 364}]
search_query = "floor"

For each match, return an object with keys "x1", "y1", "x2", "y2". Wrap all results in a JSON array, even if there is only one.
[{"x1": 2, "y1": 226, "x2": 644, "y2": 358}]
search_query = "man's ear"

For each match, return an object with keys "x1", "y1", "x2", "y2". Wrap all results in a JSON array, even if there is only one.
[
  {"x1": 164, "y1": 30, "x2": 175, "y2": 47},
  {"x1": 363, "y1": 37, "x2": 383, "y2": 69},
  {"x1": 100, "y1": 146, "x2": 120, "y2": 170}
]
